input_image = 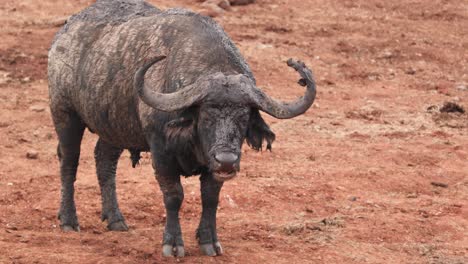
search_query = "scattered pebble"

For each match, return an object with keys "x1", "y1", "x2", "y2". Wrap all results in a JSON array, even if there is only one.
[
  {"x1": 47, "y1": 16, "x2": 69, "y2": 27},
  {"x1": 455, "y1": 84, "x2": 467, "y2": 91},
  {"x1": 26, "y1": 150, "x2": 39, "y2": 159},
  {"x1": 20, "y1": 77, "x2": 31, "y2": 83},
  {"x1": 439, "y1": 102, "x2": 465, "y2": 114},
  {"x1": 29, "y1": 105, "x2": 46, "y2": 112},
  {"x1": 426, "y1": 105, "x2": 438, "y2": 113},
  {"x1": 6, "y1": 223, "x2": 18, "y2": 230},
  {"x1": 0, "y1": 71, "x2": 12, "y2": 85},
  {"x1": 256, "y1": 43, "x2": 273, "y2": 49},
  {"x1": 229, "y1": 0, "x2": 255, "y2": 5},
  {"x1": 431, "y1": 182, "x2": 448, "y2": 188},
  {"x1": 218, "y1": 0, "x2": 232, "y2": 10},
  {"x1": 45, "y1": 133, "x2": 54, "y2": 140},
  {"x1": 0, "y1": 121, "x2": 11, "y2": 128},
  {"x1": 378, "y1": 50, "x2": 395, "y2": 59},
  {"x1": 405, "y1": 67, "x2": 416, "y2": 75},
  {"x1": 225, "y1": 194, "x2": 238, "y2": 208}
]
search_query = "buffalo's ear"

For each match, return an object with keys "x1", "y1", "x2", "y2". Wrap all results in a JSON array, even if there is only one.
[
  {"x1": 246, "y1": 110, "x2": 276, "y2": 151},
  {"x1": 165, "y1": 112, "x2": 196, "y2": 153}
]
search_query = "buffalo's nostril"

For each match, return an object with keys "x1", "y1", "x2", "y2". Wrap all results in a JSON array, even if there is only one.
[{"x1": 214, "y1": 152, "x2": 238, "y2": 170}]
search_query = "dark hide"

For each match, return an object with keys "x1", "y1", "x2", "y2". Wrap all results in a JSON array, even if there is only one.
[
  {"x1": 164, "y1": 108, "x2": 198, "y2": 154},
  {"x1": 166, "y1": 108, "x2": 275, "y2": 154},
  {"x1": 246, "y1": 110, "x2": 276, "y2": 151}
]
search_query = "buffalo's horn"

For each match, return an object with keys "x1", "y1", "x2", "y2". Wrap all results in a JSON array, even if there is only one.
[
  {"x1": 134, "y1": 56, "x2": 209, "y2": 112},
  {"x1": 249, "y1": 59, "x2": 316, "y2": 119}
]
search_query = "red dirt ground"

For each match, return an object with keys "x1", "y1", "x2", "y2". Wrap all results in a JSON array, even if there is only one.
[{"x1": 0, "y1": 0, "x2": 467, "y2": 263}]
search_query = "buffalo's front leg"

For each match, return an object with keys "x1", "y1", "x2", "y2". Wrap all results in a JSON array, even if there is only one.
[
  {"x1": 94, "y1": 139, "x2": 128, "y2": 231},
  {"x1": 153, "y1": 162, "x2": 185, "y2": 257},
  {"x1": 197, "y1": 172, "x2": 224, "y2": 256}
]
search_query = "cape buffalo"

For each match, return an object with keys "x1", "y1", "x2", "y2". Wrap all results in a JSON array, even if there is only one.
[{"x1": 48, "y1": 0, "x2": 316, "y2": 257}]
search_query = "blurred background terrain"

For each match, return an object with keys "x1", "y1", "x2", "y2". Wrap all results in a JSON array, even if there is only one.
[{"x1": 0, "y1": 0, "x2": 467, "y2": 263}]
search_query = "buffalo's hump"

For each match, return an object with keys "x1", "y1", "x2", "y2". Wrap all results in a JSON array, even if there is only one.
[{"x1": 53, "y1": 0, "x2": 160, "y2": 44}]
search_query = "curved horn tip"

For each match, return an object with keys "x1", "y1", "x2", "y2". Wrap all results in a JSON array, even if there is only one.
[{"x1": 286, "y1": 58, "x2": 307, "y2": 71}]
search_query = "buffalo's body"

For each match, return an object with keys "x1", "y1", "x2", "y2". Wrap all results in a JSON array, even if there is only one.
[
  {"x1": 49, "y1": 0, "x2": 316, "y2": 257},
  {"x1": 49, "y1": 0, "x2": 252, "y2": 150}
]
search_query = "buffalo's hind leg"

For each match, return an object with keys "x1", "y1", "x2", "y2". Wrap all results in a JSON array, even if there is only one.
[
  {"x1": 54, "y1": 111, "x2": 85, "y2": 232},
  {"x1": 197, "y1": 172, "x2": 224, "y2": 256},
  {"x1": 94, "y1": 139, "x2": 128, "y2": 231}
]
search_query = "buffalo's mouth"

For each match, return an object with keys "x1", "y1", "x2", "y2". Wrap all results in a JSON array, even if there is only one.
[
  {"x1": 211, "y1": 151, "x2": 239, "y2": 181},
  {"x1": 213, "y1": 170, "x2": 237, "y2": 182}
]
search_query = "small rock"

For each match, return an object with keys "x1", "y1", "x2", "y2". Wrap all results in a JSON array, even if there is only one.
[
  {"x1": 7, "y1": 182, "x2": 13, "y2": 186},
  {"x1": 405, "y1": 67, "x2": 416, "y2": 75},
  {"x1": 431, "y1": 182, "x2": 448, "y2": 188},
  {"x1": 230, "y1": 0, "x2": 255, "y2": 6},
  {"x1": 45, "y1": 133, "x2": 54, "y2": 140},
  {"x1": 349, "y1": 196, "x2": 358, "y2": 201},
  {"x1": 6, "y1": 223, "x2": 18, "y2": 230},
  {"x1": 47, "y1": 16, "x2": 69, "y2": 27},
  {"x1": 26, "y1": 150, "x2": 39, "y2": 159},
  {"x1": 20, "y1": 77, "x2": 31, "y2": 83},
  {"x1": 0, "y1": 71, "x2": 12, "y2": 85},
  {"x1": 378, "y1": 50, "x2": 394, "y2": 59},
  {"x1": 29, "y1": 105, "x2": 45, "y2": 112},
  {"x1": 225, "y1": 194, "x2": 238, "y2": 208},
  {"x1": 440, "y1": 102, "x2": 465, "y2": 113},
  {"x1": 455, "y1": 84, "x2": 467, "y2": 91},
  {"x1": 18, "y1": 137, "x2": 31, "y2": 143},
  {"x1": 0, "y1": 121, "x2": 10, "y2": 128},
  {"x1": 426, "y1": 105, "x2": 439, "y2": 113},
  {"x1": 203, "y1": 0, "x2": 231, "y2": 10},
  {"x1": 406, "y1": 193, "x2": 418, "y2": 198},
  {"x1": 257, "y1": 43, "x2": 273, "y2": 49}
]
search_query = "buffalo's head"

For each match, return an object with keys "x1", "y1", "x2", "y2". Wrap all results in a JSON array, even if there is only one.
[{"x1": 135, "y1": 56, "x2": 316, "y2": 182}]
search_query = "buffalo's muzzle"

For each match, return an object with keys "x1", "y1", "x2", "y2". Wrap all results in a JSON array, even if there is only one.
[
  {"x1": 214, "y1": 152, "x2": 239, "y2": 171},
  {"x1": 213, "y1": 152, "x2": 239, "y2": 182}
]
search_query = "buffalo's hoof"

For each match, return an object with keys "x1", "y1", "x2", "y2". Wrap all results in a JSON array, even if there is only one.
[
  {"x1": 61, "y1": 225, "x2": 80, "y2": 232},
  {"x1": 107, "y1": 221, "x2": 128, "y2": 231},
  {"x1": 162, "y1": 244, "x2": 185, "y2": 257},
  {"x1": 200, "y1": 241, "x2": 223, "y2": 256}
]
